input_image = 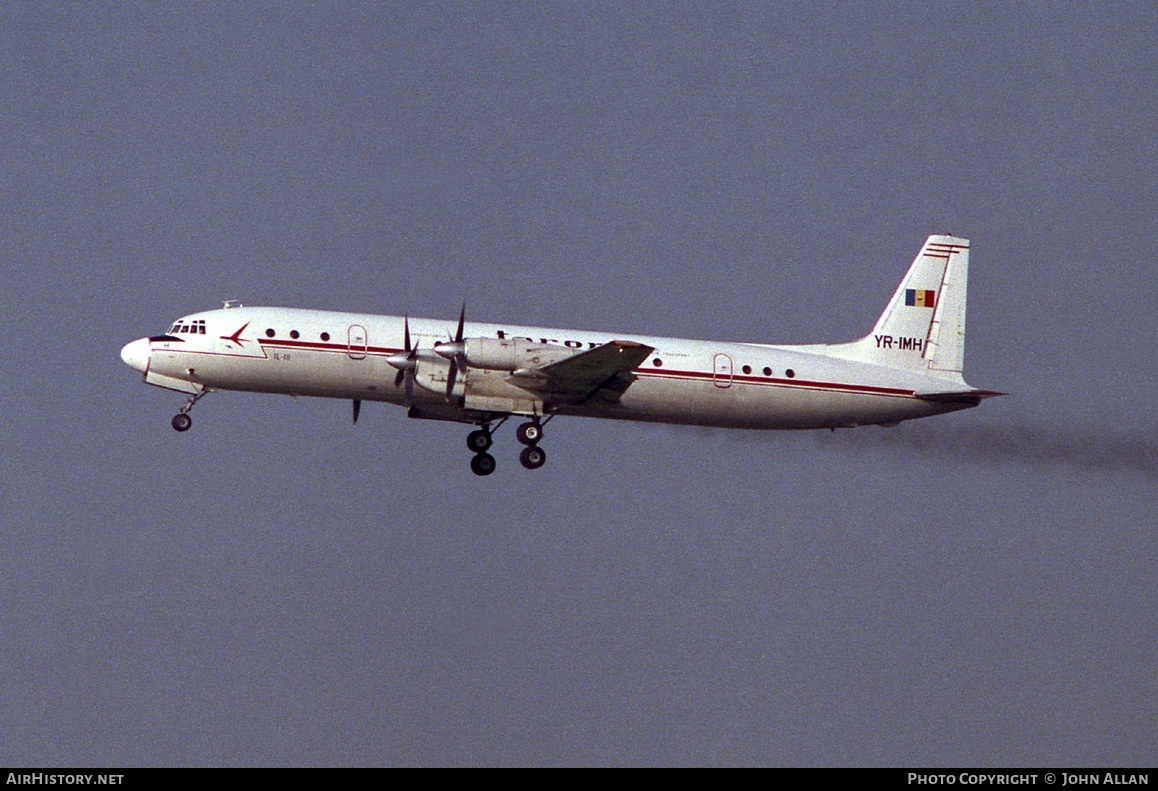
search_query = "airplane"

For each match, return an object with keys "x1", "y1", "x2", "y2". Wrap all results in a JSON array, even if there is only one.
[{"x1": 120, "y1": 234, "x2": 1002, "y2": 475}]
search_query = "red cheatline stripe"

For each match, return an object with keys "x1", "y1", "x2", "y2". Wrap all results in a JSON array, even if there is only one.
[
  {"x1": 253, "y1": 339, "x2": 915, "y2": 398},
  {"x1": 259, "y1": 338, "x2": 400, "y2": 355}
]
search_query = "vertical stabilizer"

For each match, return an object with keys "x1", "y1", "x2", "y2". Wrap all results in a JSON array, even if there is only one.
[
  {"x1": 923, "y1": 238, "x2": 969, "y2": 376},
  {"x1": 841, "y1": 235, "x2": 970, "y2": 381}
]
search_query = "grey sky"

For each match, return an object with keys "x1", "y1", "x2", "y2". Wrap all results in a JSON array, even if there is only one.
[{"x1": 1, "y1": 2, "x2": 1153, "y2": 765}]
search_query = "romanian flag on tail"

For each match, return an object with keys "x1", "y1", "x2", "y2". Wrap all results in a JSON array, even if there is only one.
[{"x1": 905, "y1": 289, "x2": 936, "y2": 308}]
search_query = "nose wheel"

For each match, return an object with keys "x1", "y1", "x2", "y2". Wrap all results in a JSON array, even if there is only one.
[{"x1": 171, "y1": 389, "x2": 208, "y2": 432}]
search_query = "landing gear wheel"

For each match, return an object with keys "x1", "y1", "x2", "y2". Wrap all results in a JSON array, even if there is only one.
[
  {"x1": 470, "y1": 453, "x2": 496, "y2": 476},
  {"x1": 516, "y1": 421, "x2": 542, "y2": 446},
  {"x1": 519, "y1": 445, "x2": 546, "y2": 470},
  {"x1": 466, "y1": 429, "x2": 493, "y2": 453},
  {"x1": 171, "y1": 413, "x2": 192, "y2": 432}
]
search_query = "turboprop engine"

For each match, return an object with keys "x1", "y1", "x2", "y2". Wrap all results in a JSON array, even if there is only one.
[
  {"x1": 403, "y1": 307, "x2": 585, "y2": 404},
  {"x1": 435, "y1": 337, "x2": 577, "y2": 372}
]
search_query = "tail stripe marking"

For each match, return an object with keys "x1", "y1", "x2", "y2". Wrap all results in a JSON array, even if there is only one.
[{"x1": 922, "y1": 243, "x2": 969, "y2": 261}]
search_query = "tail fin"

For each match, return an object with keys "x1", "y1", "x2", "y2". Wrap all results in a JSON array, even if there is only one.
[{"x1": 842, "y1": 235, "x2": 971, "y2": 381}]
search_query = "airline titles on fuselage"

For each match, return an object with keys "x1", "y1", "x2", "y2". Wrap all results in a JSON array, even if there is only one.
[{"x1": 495, "y1": 329, "x2": 599, "y2": 349}]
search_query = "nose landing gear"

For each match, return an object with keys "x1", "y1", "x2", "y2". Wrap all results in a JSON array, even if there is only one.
[{"x1": 171, "y1": 389, "x2": 208, "y2": 432}]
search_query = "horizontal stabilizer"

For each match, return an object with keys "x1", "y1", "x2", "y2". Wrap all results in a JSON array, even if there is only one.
[{"x1": 915, "y1": 389, "x2": 1006, "y2": 407}]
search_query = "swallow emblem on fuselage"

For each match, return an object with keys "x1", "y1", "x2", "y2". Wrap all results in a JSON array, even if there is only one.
[{"x1": 220, "y1": 322, "x2": 250, "y2": 348}]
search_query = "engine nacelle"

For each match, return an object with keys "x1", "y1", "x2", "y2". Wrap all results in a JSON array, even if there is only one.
[{"x1": 463, "y1": 337, "x2": 577, "y2": 371}]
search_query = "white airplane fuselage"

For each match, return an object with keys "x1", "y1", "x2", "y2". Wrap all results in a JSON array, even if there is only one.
[
  {"x1": 126, "y1": 308, "x2": 965, "y2": 428},
  {"x1": 120, "y1": 236, "x2": 999, "y2": 472}
]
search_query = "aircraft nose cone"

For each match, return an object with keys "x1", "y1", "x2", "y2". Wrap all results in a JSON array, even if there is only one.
[{"x1": 120, "y1": 338, "x2": 151, "y2": 374}]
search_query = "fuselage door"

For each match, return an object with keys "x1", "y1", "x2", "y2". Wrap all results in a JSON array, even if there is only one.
[
  {"x1": 348, "y1": 325, "x2": 368, "y2": 360},
  {"x1": 713, "y1": 353, "x2": 733, "y2": 388}
]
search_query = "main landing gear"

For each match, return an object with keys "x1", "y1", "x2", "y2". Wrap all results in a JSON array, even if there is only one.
[
  {"x1": 516, "y1": 419, "x2": 546, "y2": 470},
  {"x1": 171, "y1": 390, "x2": 208, "y2": 432},
  {"x1": 518, "y1": 445, "x2": 546, "y2": 470},
  {"x1": 466, "y1": 428, "x2": 497, "y2": 476},
  {"x1": 465, "y1": 417, "x2": 549, "y2": 475}
]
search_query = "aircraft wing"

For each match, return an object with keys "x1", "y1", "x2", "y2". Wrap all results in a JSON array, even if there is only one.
[{"x1": 506, "y1": 340, "x2": 654, "y2": 404}]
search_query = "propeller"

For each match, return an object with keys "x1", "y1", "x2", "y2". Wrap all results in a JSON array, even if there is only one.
[
  {"x1": 434, "y1": 303, "x2": 468, "y2": 401},
  {"x1": 352, "y1": 399, "x2": 361, "y2": 424},
  {"x1": 386, "y1": 316, "x2": 419, "y2": 400}
]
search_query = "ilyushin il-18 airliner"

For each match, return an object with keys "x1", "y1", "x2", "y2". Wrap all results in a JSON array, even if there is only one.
[{"x1": 121, "y1": 235, "x2": 1001, "y2": 475}]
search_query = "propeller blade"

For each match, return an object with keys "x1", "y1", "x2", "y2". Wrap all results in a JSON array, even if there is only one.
[
  {"x1": 446, "y1": 358, "x2": 458, "y2": 400},
  {"x1": 403, "y1": 315, "x2": 411, "y2": 352},
  {"x1": 402, "y1": 340, "x2": 419, "y2": 398},
  {"x1": 352, "y1": 399, "x2": 361, "y2": 424},
  {"x1": 454, "y1": 303, "x2": 465, "y2": 343}
]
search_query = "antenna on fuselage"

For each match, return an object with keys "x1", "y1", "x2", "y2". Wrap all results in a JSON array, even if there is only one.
[{"x1": 222, "y1": 299, "x2": 243, "y2": 309}]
